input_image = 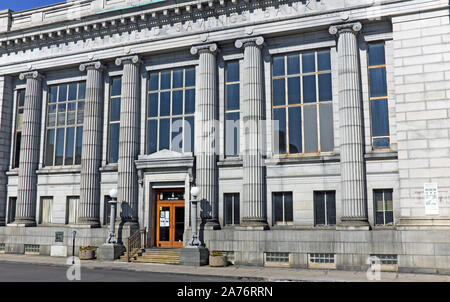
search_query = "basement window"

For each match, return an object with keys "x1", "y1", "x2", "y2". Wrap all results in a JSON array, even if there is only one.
[
  {"x1": 370, "y1": 254, "x2": 398, "y2": 271},
  {"x1": 264, "y1": 252, "x2": 291, "y2": 267},
  {"x1": 0, "y1": 243, "x2": 5, "y2": 253},
  {"x1": 24, "y1": 244, "x2": 40, "y2": 255},
  {"x1": 308, "y1": 253, "x2": 336, "y2": 269}
]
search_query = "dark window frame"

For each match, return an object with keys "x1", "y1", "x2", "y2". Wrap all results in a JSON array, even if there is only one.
[
  {"x1": 224, "y1": 193, "x2": 240, "y2": 226},
  {"x1": 313, "y1": 191, "x2": 336, "y2": 226},
  {"x1": 224, "y1": 60, "x2": 240, "y2": 158},
  {"x1": 373, "y1": 189, "x2": 394, "y2": 226},
  {"x1": 272, "y1": 192, "x2": 294, "y2": 225}
]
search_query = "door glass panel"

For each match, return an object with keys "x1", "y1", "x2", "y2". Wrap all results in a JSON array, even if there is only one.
[
  {"x1": 174, "y1": 207, "x2": 185, "y2": 243},
  {"x1": 159, "y1": 207, "x2": 170, "y2": 242}
]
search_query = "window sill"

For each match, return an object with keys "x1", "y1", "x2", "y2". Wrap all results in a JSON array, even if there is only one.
[
  {"x1": 37, "y1": 166, "x2": 81, "y2": 175},
  {"x1": 372, "y1": 225, "x2": 396, "y2": 230},
  {"x1": 271, "y1": 225, "x2": 336, "y2": 230},
  {"x1": 6, "y1": 169, "x2": 19, "y2": 176},
  {"x1": 265, "y1": 153, "x2": 339, "y2": 166},
  {"x1": 100, "y1": 164, "x2": 118, "y2": 172},
  {"x1": 365, "y1": 151, "x2": 397, "y2": 161},
  {"x1": 217, "y1": 158, "x2": 243, "y2": 167}
]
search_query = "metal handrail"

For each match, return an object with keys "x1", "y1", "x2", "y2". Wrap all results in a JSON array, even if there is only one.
[{"x1": 126, "y1": 227, "x2": 147, "y2": 262}]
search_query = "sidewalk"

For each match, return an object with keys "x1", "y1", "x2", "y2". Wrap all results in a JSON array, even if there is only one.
[{"x1": 0, "y1": 254, "x2": 448, "y2": 282}]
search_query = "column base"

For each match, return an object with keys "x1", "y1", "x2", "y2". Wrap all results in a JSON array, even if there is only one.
[
  {"x1": 203, "y1": 219, "x2": 221, "y2": 230},
  {"x1": 76, "y1": 219, "x2": 101, "y2": 228},
  {"x1": 9, "y1": 219, "x2": 36, "y2": 227},
  {"x1": 240, "y1": 218, "x2": 270, "y2": 230},
  {"x1": 337, "y1": 218, "x2": 370, "y2": 230}
]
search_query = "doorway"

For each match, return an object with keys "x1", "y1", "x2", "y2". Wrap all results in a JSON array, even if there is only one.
[{"x1": 155, "y1": 189, "x2": 185, "y2": 248}]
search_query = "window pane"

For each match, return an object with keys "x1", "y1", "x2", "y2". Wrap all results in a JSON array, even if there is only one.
[
  {"x1": 47, "y1": 107, "x2": 56, "y2": 127},
  {"x1": 375, "y1": 212, "x2": 384, "y2": 225},
  {"x1": 57, "y1": 103, "x2": 66, "y2": 126},
  {"x1": 233, "y1": 194, "x2": 240, "y2": 225},
  {"x1": 78, "y1": 82, "x2": 86, "y2": 99},
  {"x1": 110, "y1": 97, "x2": 121, "y2": 122},
  {"x1": 225, "y1": 112, "x2": 240, "y2": 157},
  {"x1": 369, "y1": 67, "x2": 387, "y2": 97},
  {"x1": 288, "y1": 107, "x2": 302, "y2": 154},
  {"x1": 160, "y1": 92, "x2": 171, "y2": 116},
  {"x1": 385, "y1": 211, "x2": 393, "y2": 224},
  {"x1": 303, "y1": 75, "x2": 316, "y2": 103},
  {"x1": 184, "y1": 117, "x2": 194, "y2": 153},
  {"x1": 77, "y1": 101, "x2": 84, "y2": 124},
  {"x1": 273, "y1": 193, "x2": 283, "y2": 223},
  {"x1": 148, "y1": 93, "x2": 158, "y2": 118},
  {"x1": 111, "y1": 77, "x2": 122, "y2": 96},
  {"x1": 185, "y1": 89, "x2": 195, "y2": 114},
  {"x1": 273, "y1": 56, "x2": 285, "y2": 76},
  {"x1": 55, "y1": 128, "x2": 65, "y2": 166},
  {"x1": 318, "y1": 50, "x2": 331, "y2": 71},
  {"x1": 373, "y1": 137, "x2": 390, "y2": 149},
  {"x1": 287, "y1": 77, "x2": 301, "y2": 105},
  {"x1": 75, "y1": 126, "x2": 83, "y2": 164},
  {"x1": 159, "y1": 118, "x2": 170, "y2": 150},
  {"x1": 147, "y1": 119, "x2": 158, "y2": 154},
  {"x1": 287, "y1": 54, "x2": 300, "y2": 75},
  {"x1": 14, "y1": 132, "x2": 21, "y2": 168},
  {"x1": 67, "y1": 103, "x2": 76, "y2": 125},
  {"x1": 226, "y1": 61, "x2": 239, "y2": 82},
  {"x1": 64, "y1": 127, "x2": 75, "y2": 165},
  {"x1": 49, "y1": 87, "x2": 57, "y2": 103},
  {"x1": 68, "y1": 83, "x2": 77, "y2": 101},
  {"x1": 318, "y1": 73, "x2": 332, "y2": 102},
  {"x1": 314, "y1": 192, "x2": 325, "y2": 225},
  {"x1": 58, "y1": 85, "x2": 67, "y2": 102},
  {"x1": 319, "y1": 103, "x2": 334, "y2": 152},
  {"x1": 371, "y1": 98, "x2": 390, "y2": 137},
  {"x1": 304, "y1": 105, "x2": 318, "y2": 153},
  {"x1": 224, "y1": 194, "x2": 232, "y2": 225},
  {"x1": 273, "y1": 78, "x2": 285, "y2": 106},
  {"x1": 284, "y1": 193, "x2": 293, "y2": 222},
  {"x1": 172, "y1": 90, "x2": 183, "y2": 116},
  {"x1": 274, "y1": 108, "x2": 286, "y2": 154},
  {"x1": 149, "y1": 72, "x2": 159, "y2": 91},
  {"x1": 160, "y1": 70, "x2": 171, "y2": 90},
  {"x1": 326, "y1": 192, "x2": 336, "y2": 225},
  {"x1": 226, "y1": 84, "x2": 240, "y2": 110},
  {"x1": 45, "y1": 129, "x2": 55, "y2": 166},
  {"x1": 173, "y1": 69, "x2": 183, "y2": 88},
  {"x1": 171, "y1": 118, "x2": 183, "y2": 152},
  {"x1": 368, "y1": 43, "x2": 386, "y2": 66},
  {"x1": 109, "y1": 123, "x2": 120, "y2": 163},
  {"x1": 18, "y1": 90, "x2": 25, "y2": 107},
  {"x1": 302, "y1": 52, "x2": 315, "y2": 73},
  {"x1": 185, "y1": 68, "x2": 195, "y2": 87}
]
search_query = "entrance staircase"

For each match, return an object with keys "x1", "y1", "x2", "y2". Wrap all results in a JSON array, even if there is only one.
[{"x1": 120, "y1": 248, "x2": 182, "y2": 265}]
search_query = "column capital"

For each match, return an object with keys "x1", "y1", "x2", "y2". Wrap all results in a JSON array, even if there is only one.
[
  {"x1": 115, "y1": 55, "x2": 142, "y2": 66},
  {"x1": 329, "y1": 22, "x2": 363, "y2": 36},
  {"x1": 79, "y1": 61, "x2": 105, "y2": 72},
  {"x1": 190, "y1": 43, "x2": 219, "y2": 56},
  {"x1": 235, "y1": 36, "x2": 264, "y2": 49},
  {"x1": 19, "y1": 71, "x2": 44, "y2": 81}
]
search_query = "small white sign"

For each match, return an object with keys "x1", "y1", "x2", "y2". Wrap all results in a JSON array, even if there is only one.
[{"x1": 424, "y1": 183, "x2": 439, "y2": 215}]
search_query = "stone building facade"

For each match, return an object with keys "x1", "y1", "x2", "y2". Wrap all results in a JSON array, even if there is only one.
[{"x1": 0, "y1": 0, "x2": 449, "y2": 274}]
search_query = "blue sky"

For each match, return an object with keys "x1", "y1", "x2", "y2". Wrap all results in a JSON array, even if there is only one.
[{"x1": 1, "y1": 0, "x2": 64, "y2": 12}]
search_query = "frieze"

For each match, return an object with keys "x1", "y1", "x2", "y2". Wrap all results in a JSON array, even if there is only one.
[{"x1": 0, "y1": 0, "x2": 385, "y2": 66}]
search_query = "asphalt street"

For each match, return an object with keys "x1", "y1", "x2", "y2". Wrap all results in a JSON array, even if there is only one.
[{"x1": 0, "y1": 261, "x2": 244, "y2": 282}]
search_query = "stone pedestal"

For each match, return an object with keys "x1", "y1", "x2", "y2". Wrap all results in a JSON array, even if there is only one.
[
  {"x1": 96, "y1": 243, "x2": 125, "y2": 261},
  {"x1": 180, "y1": 246, "x2": 209, "y2": 266}
]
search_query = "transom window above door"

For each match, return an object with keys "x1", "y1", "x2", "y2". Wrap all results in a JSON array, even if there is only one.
[{"x1": 147, "y1": 67, "x2": 195, "y2": 154}]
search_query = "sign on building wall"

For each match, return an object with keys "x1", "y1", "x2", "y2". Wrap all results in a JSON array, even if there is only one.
[{"x1": 424, "y1": 183, "x2": 439, "y2": 215}]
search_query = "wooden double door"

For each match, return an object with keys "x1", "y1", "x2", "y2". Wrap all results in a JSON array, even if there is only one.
[{"x1": 156, "y1": 190, "x2": 185, "y2": 248}]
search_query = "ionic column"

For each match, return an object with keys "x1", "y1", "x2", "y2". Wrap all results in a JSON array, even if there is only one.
[
  {"x1": 14, "y1": 71, "x2": 44, "y2": 226},
  {"x1": 329, "y1": 22, "x2": 369, "y2": 228},
  {"x1": 78, "y1": 61, "x2": 105, "y2": 227},
  {"x1": 235, "y1": 37, "x2": 268, "y2": 229},
  {"x1": 0, "y1": 76, "x2": 13, "y2": 226},
  {"x1": 115, "y1": 55, "x2": 141, "y2": 224},
  {"x1": 190, "y1": 43, "x2": 220, "y2": 229}
]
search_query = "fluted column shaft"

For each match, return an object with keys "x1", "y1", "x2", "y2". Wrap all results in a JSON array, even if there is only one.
[
  {"x1": 191, "y1": 44, "x2": 219, "y2": 228},
  {"x1": 329, "y1": 22, "x2": 368, "y2": 226},
  {"x1": 14, "y1": 71, "x2": 43, "y2": 226},
  {"x1": 116, "y1": 55, "x2": 141, "y2": 223},
  {"x1": 236, "y1": 37, "x2": 268, "y2": 228},
  {"x1": 0, "y1": 76, "x2": 13, "y2": 226},
  {"x1": 78, "y1": 62, "x2": 104, "y2": 227}
]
